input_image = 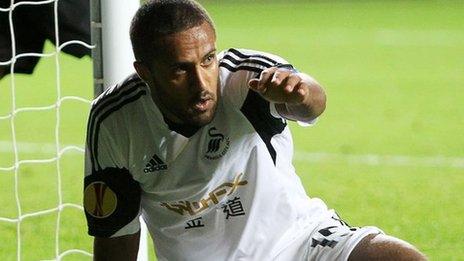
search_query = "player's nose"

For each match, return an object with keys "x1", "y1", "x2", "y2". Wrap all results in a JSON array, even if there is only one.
[{"x1": 190, "y1": 67, "x2": 208, "y2": 92}]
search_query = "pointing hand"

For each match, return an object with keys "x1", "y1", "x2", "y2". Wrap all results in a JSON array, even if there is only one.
[{"x1": 248, "y1": 67, "x2": 308, "y2": 104}]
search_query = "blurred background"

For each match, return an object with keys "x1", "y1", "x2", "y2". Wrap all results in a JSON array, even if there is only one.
[{"x1": 0, "y1": 0, "x2": 463, "y2": 260}]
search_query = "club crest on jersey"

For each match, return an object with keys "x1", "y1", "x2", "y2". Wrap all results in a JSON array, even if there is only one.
[
  {"x1": 83, "y1": 182, "x2": 117, "y2": 219},
  {"x1": 204, "y1": 127, "x2": 230, "y2": 160}
]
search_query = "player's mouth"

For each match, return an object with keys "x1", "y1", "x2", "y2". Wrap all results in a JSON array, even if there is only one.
[
  {"x1": 192, "y1": 97, "x2": 212, "y2": 112},
  {"x1": 191, "y1": 91, "x2": 214, "y2": 112}
]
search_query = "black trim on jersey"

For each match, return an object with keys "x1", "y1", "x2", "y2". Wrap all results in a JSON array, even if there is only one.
[
  {"x1": 220, "y1": 49, "x2": 296, "y2": 75},
  {"x1": 84, "y1": 167, "x2": 141, "y2": 238},
  {"x1": 220, "y1": 49, "x2": 290, "y2": 163},
  {"x1": 241, "y1": 90, "x2": 287, "y2": 164},
  {"x1": 219, "y1": 62, "x2": 263, "y2": 74},
  {"x1": 221, "y1": 53, "x2": 274, "y2": 69},
  {"x1": 92, "y1": 89, "x2": 147, "y2": 171},
  {"x1": 87, "y1": 76, "x2": 143, "y2": 137},
  {"x1": 227, "y1": 48, "x2": 279, "y2": 65},
  {"x1": 220, "y1": 62, "x2": 296, "y2": 74},
  {"x1": 219, "y1": 48, "x2": 277, "y2": 73},
  {"x1": 87, "y1": 84, "x2": 145, "y2": 171},
  {"x1": 86, "y1": 77, "x2": 143, "y2": 147},
  {"x1": 87, "y1": 83, "x2": 144, "y2": 148}
]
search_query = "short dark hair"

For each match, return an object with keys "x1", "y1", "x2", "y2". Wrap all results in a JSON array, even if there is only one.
[{"x1": 130, "y1": 0, "x2": 215, "y2": 65}]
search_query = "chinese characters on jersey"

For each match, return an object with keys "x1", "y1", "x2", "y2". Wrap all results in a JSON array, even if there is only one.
[
  {"x1": 222, "y1": 197, "x2": 245, "y2": 219},
  {"x1": 183, "y1": 197, "x2": 246, "y2": 230}
]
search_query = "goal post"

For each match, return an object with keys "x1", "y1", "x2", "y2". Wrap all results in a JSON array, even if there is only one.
[
  {"x1": 91, "y1": 0, "x2": 140, "y2": 93},
  {"x1": 91, "y1": 0, "x2": 149, "y2": 260}
]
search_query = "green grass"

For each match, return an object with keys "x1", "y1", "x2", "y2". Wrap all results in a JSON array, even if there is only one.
[{"x1": 1, "y1": 0, "x2": 463, "y2": 260}]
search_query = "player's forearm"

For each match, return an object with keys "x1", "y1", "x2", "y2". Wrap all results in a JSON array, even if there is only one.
[
  {"x1": 276, "y1": 74, "x2": 326, "y2": 122},
  {"x1": 93, "y1": 231, "x2": 140, "y2": 261}
]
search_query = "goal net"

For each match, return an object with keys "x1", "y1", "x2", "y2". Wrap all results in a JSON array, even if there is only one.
[
  {"x1": 0, "y1": 0, "x2": 93, "y2": 259},
  {"x1": 0, "y1": 0, "x2": 144, "y2": 260}
]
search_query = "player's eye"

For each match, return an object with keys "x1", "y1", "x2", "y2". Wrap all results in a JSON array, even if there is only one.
[{"x1": 202, "y1": 53, "x2": 216, "y2": 66}]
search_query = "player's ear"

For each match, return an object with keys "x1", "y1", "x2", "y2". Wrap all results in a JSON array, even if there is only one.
[{"x1": 133, "y1": 61, "x2": 151, "y2": 83}]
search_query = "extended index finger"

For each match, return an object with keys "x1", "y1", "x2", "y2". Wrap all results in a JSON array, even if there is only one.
[{"x1": 248, "y1": 67, "x2": 278, "y2": 93}]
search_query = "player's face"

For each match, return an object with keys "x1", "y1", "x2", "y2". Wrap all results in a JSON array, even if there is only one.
[{"x1": 143, "y1": 22, "x2": 219, "y2": 127}]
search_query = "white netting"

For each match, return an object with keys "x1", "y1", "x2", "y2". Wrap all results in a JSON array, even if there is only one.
[{"x1": 0, "y1": 0, "x2": 93, "y2": 260}]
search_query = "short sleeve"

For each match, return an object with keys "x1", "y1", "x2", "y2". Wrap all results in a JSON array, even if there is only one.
[
  {"x1": 218, "y1": 48, "x2": 295, "y2": 108},
  {"x1": 84, "y1": 113, "x2": 141, "y2": 237}
]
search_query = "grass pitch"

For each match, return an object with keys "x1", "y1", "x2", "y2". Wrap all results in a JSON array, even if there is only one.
[{"x1": 0, "y1": 0, "x2": 463, "y2": 260}]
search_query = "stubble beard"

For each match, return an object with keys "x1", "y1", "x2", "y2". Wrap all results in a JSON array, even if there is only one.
[
  {"x1": 188, "y1": 99, "x2": 218, "y2": 127},
  {"x1": 152, "y1": 85, "x2": 219, "y2": 128}
]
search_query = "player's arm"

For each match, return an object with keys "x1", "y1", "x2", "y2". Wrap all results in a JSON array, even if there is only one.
[
  {"x1": 93, "y1": 231, "x2": 140, "y2": 261},
  {"x1": 85, "y1": 99, "x2": 143, "y2": 260},
  {"x1": 83, "y1": 167, "x2": 142, "y2": 261},
  {"x1": 248, "y1": 67, "x2": 326, "y2": 123}
]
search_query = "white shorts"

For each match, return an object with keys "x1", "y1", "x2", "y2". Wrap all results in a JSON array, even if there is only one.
[
  {"x1": 305, "y1": 212, "x2": 383, "y2": 261},
  {"x1": 274, "y1": 211, "x2": 383, "y2": 261}
]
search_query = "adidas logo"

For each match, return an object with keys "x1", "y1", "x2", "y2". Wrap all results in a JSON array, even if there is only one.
[{"x1": 143, "y1": 154, "x2": 167, "y2": 173}]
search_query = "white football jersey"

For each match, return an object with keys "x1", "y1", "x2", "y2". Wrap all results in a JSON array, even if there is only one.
[{"x1": 83, "y1": 48, "x2": 333, "y2": 260}]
